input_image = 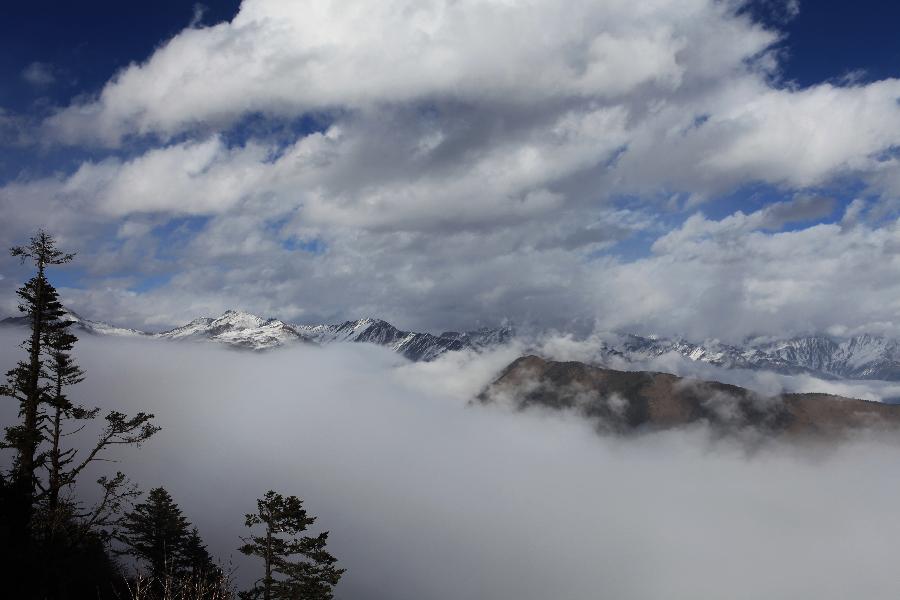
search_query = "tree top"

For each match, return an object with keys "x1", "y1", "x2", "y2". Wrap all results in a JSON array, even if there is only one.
[{"x1": 10, "y1": 229, "x2": 75, "y2": 268}]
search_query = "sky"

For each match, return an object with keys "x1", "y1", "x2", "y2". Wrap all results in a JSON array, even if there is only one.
[{"x1": 1, "y1": 0, "x2": 899, "y2": 341}]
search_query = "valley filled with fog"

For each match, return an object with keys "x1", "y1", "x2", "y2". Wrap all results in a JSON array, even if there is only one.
[{"x1": 3, "y1": 329, "x2": 900, "y2": 600}]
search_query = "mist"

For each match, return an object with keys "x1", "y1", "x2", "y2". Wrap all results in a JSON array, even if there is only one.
[
  {"x1": 2, "y1": 330, "x2": 900, "y2": 600},
  {"x1": 531, "y1": 332, "x2": 900, "y2": 402}
]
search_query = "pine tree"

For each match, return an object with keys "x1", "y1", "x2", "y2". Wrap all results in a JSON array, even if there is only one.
[
  {"x1": 183, "y1": 526, "x2": 221, "y2": 581},
  {"x1": 0, "y1": 232, "x2": 73, "y2": 593},
  {"x1": 117, "y1": 486, "x2": 226, "y2": 596},
  {"x1": 42, "y1": 324, "x2": 87, "y2": 533},
  {"x1": 0, "y1": 231, "x2": 161, "y2": 597},
  {"x1": 1, "y1": 230, "x2": 73, "y2": 498},
  {"x1": 239, "y1": 490, "x2": 344, "y2": 600},
  {"x1": 29, "y1": 273, "x2": 159, "y2": 569},
  {"x1": 119, "y1": 487, "x2": 192, "y2": 583}
]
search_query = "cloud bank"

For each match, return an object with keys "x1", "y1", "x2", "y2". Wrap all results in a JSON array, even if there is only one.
[{"x1": 3, "y1": 331, "x2": 900, "y2": 599}]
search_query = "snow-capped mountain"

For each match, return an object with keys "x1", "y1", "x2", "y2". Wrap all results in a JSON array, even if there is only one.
[
  {"x1": 602, "y1": 333, "x2": 900, "y2": 381},
  {"x1": 294, "y1": 318, "x2": 462, "y2": 361},
  {"x1": 1, "y1": 308, "x2": 514, "y2": 360},
  {"x1": 293, "y1": 317, "x2": 516, "y2": 361},
  {"x1": 155, "y1": 311, "x2": 515, "y2": 360},
  {"x1": 0, "y1": 309, "x2": 148, "y2": 338},
  {"x1": 157, "y1": 311, "x2": 306, "y2": 351},
  {"x1": 3, "y1": 307, "x2": 899, "y2": 379}
]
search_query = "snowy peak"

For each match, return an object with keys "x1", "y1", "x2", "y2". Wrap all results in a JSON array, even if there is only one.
[
  {"x1": 151, "y1": 311, "x2": 511, "y2": 359},
  {"x1": 295, "y1": 318, "x2": 398, "y2": 344},
  {"x1": 751, "y1": 334, "x2": 900, "y2": 380},
  {"x1": 293, "y1": 318, "x2": 504, "y2": 361},
  {"x1": 6, "y1": 306, "x2": 898, "y2": 380},
  {"x1": 210, "y1": 310, "x2": 269, "y2": 330},
  {"x1": 157, "y1": 310, "x2": 307, "y2": 351},
  {"x1": 603, "y1": 332, "x2": 900, "y2": 381}
]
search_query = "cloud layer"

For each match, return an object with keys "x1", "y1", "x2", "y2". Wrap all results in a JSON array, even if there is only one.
[{"x1": 3, "y1": 332, "x2": 900, "y2": 599}]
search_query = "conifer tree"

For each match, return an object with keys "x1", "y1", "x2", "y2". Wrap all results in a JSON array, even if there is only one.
[
  {"x1": 239, "y1": 490, "x2": 344, "y2": 600},
  {"x1": 1, "y1": 230, "x2": 72, "y2": 498},
  {"x1": 0, "y1": 231, "x2": 73, "y2": 590},
  {"x1": 0, "y1": 231, "x2": 161, "y2": 597},
  {"x1": 183, "y1": 526, "x2": 221, "y2": 580},
  {"x1": 119, "y1": 487, "x2": 192, "y2": 582},
  {"x1": 42, "y1": 324, "x2": 87, "y2": 532},
  {"x1": 27, "y1": 270, "x2": 159, "y2": 550},
  {"x1": 118, "y1": 487, "x2": 225, "y2": 594}
]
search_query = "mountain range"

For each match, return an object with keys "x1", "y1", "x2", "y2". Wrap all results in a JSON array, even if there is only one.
[
  {"x1": 480, "y1": 355, "x2": 900, "y2": 438},
  {"x1": 3, "y1": 309, "x2": 900, "y2": 381},
  {"x1": 592, "y1": 332, "x2": 900, "y2": 381},
  {"x1": 0, "y1": 309, "x2": 513, "y2": 362}
]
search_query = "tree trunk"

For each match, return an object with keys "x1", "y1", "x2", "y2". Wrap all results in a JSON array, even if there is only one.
[
  {"x1": 265, "y1": 527, "x2": 273, "y2": 600},
  {"x1": 48, "y1": 382, "x2": 63, "y2": 531},
  {"x1": 18, "y1": 260, "x2": 46, "y2": 512}
]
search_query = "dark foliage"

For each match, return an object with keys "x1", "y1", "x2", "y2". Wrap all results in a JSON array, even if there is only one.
[
  {"x1": 239, "y1": 490, "x2": 344, "y2": 600},
  {"x1": 0, "y1": 231, "x2": 160, "y2": 599},
  {"x1": 118, "y1": 487, "x2": 225, "y2": 596}
]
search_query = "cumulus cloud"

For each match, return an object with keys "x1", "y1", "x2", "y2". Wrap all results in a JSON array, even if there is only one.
[
  {"x1": 3, "y1": 332, "x2": 900, "y2": 599},
  {"x1": 598, "y1": 206, "x2": 900, "y2": 340},
  {"x1": 39, "y1": 0, "x2": 900, "y2": 205},
  {"x1": 45, "y1": 0, "x2": 765, "y2": 144}
]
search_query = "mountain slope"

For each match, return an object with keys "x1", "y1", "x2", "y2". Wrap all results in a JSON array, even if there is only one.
[
  {"x1": 154, "y1": 312, "x2": 513, "y2": 359},
  {"x1": 3, "y1": 307, "x2": 898, "y2": 379},
  {"x1": 0, "y1": 309, "x2": 147, "y2": 338},
  {"x1": 479, "y1": 355, "x2": 900, "y2": 437},
  {"x1": 294, "y1": 318, "x2": 468, "y2": 361},
  {"x1": 157, "y1": 310, "x2": 308, "y2": 351},
  {"x1": 1, "y1": 307, "x2": 514, "y2": 360},
  {"x1": 598, "y1": 332, "x2": 900, "y2": 381}
]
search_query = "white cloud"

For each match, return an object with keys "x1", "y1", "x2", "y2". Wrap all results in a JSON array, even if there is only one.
[
  {"x1": 46, "y1": 0, "x2": 751, "y2": 144},
  {"x1": 34, "y1": 0, "x2": 900, "y2": 221},
  {"x1": 599, "y1": 206, "x2": 900, "y2": 340},
  {"x1": 701, "y1": 81, "x2": 900, "y2": 187},
  {"x1": 4, "y1": 332, "x2": 900, "y2": 599}
]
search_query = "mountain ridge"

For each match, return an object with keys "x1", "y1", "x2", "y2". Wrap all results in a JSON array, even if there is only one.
[
  {"x1": 600, "y1": 332, "x2": 900, "y2": 380},
  {"x1": 0, "y1": 309, "x2": 514, "y2": 361},
  {"x1": 3, "y1": 309, "x2": 900, "y2": 379},
  {"x1": 479, "y1": 355, "x2": 900, "y2": 438}
]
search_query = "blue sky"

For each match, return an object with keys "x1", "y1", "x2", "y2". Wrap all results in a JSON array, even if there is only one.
[
  {"x1": 748, "y1": 0, "x2": 900, "y2": 85},
  {"x1": 0, "y1": 0, "x2": 898, "y2": 339}
]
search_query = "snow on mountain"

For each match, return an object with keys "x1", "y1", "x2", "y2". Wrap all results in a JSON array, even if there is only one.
[
  {"x1": 293, "y1": 318, "x2": 513, "y2": 361},
  {"x1": 154, "y1": 311, "x2": 513, "y2": 359},
  {"x1": 3, "y1": 306, "x2": 898, "y2": 379},
  {"x1": 603, "y1": 332, "x2": 900, "y2": 381},
  {"x1": 751, "y1": 335, "x2": 900, "y2": 380},
  {"x1": 0, "y1": 309, "x2": 148, "y2": 338},
  {"x1": 156, "y1": 310, "x2": 308, "y2": 351}
]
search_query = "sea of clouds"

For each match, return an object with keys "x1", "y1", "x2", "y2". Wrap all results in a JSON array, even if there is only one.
[{"x1": 2, "y1": 330, "x2": 900, "y2": 599}]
